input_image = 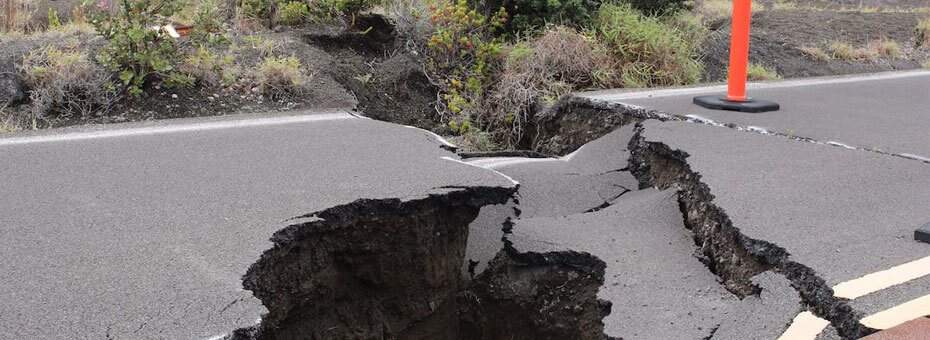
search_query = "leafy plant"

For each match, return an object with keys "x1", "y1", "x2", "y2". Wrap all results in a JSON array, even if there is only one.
[
  {"x1": 191, "y1": 0, "x2": 230, "y2": 46},
  {"x1": 425, "y1": 0, "x2": 508, "y2": 119},
  {"x1": 240, "y1": 0, "x2": 273, "y2": 19},
  {"x1": 278, "y1": 1, "x2": 309, "y2": 24},
  {"x1": 480, "y1": 0, "x2": 601, "y2": 34},
  {"x1": 91, "y1": 0, "x2": 193, "y2": 97}
]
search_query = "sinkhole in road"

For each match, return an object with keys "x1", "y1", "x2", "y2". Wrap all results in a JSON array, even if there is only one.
[{"x1": 228, "y1": 186, "x2": 609, "y2": 340}]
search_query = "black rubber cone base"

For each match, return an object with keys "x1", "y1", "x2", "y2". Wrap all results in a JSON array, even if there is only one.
[{"x1": 693, "y1": 95, "x2": 780, "y2": 113}]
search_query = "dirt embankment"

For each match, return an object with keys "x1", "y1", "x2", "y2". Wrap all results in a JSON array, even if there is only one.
[{"x1": 701, "y1": 10, "x2": 930, "y2": 81}]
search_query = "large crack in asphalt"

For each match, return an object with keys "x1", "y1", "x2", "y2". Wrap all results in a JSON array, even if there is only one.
[
  {"x1": 627, "y1": 123, "x2": 873, "y2": 339},
  {"x1": 226, "y1": 185, "x2": 609, "y2": 339}
]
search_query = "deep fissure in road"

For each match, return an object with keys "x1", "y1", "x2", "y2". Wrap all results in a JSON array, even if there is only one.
[
  {"x1": 627, "y1": 123, "x2": 874, "y2": 339},
  {"x1": 229, "y1": 186, "x2": 608, "y2": 340}
]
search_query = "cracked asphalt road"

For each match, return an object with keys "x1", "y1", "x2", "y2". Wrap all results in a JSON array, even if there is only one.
[
  {"x1": 2, "y1": 70, "x2": 929, "y2": 339},
  {"x1": 0, "y1": 111, "x2": 514, "y2": 339}
]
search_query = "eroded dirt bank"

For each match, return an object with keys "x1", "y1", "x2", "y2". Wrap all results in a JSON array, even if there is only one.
[{"x1": 228, "y1": 186, "x2": 608, "y2": 340}]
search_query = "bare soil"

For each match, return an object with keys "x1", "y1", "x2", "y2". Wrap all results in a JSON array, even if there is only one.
[{"x1": 701, "y1": 10, "x2": 930, "y2": 81}]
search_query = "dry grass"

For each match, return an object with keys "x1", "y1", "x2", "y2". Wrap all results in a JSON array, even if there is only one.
[
  {"x1": 868, "y1": 39, "x2": 900, "y2": 59},
  {"x1": 829, "y1": 41, "x2": 871, "y2": 61},
  {"x1": 746, "y1": 63, "x2": 780, "y2": 80},
  {"x1": 916, "y1": 17, "x2": 930, "y2": 48},
  {"x1": 922, "y1": 59, "x2": 930, "y2": 68},
  {"x1": 21, "y1": 46, "x2": 117, "y2": 120},
  {"x1": 483, "y1": 26, "x2": 611, "y2": 147},
  {"x1": 799, "y1": 46, "x2": 831, "y2": 61},
  {"x1": 253, "y1": 56, "x2": 311, "y2": 97}
]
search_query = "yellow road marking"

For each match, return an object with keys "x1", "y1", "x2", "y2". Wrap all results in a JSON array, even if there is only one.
[
  {"x1": 860, "y1": 294, "x2": 930, "y2": 330},
  {"x1": 833, "y1": 256, "x2": 930, "y2": 300},
  {"x1": 777, "y1": 311, "x2": 831, "y2": 340}
]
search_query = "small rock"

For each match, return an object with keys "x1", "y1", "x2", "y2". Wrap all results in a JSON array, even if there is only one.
[{"x1": 171, "y1": 94, "x2": 178, "y2": 99}]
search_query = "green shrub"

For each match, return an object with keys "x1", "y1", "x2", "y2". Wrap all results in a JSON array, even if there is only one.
[
  {"x1": 91, "y1": 0, "x2": 192, "y2": 96},
  {"x1": 191, "y1": 0, "x2": 230, "y2": 45},
  {"x1": 595, "y1": 3, "x2": 702, "y2": 87},
  {"x1": 278, "y1": 1, "x2": 310, "y2": 24},
  {"x1": 240, "y1": 0, "x2": 273, "y2": 19},
  {"x1": 916, "y1": 17, "x2": 930, "y2": 48},
  {"x1": 425, "y1": 0, "x2": 508, "y2": 119},
  {"x1": 255, "y1": 56, "x2": 311, "y2": 96},
  {"x1": 479, "y1": 0, "x2": 601, "y2": 35}
]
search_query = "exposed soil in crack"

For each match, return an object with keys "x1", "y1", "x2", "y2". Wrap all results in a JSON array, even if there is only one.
[
  {"x1": 530, "y1": 95, "x2": 667, "y2": 156},
  {"x1": 627, "y1": 123, "x2": 873, "y2": 339},
  {"x1": 228, "y1": 185, "x2": 609, "y2": 339}
]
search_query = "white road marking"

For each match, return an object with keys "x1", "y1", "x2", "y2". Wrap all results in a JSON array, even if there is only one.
[
  {"x1": 0, "y1": 112, "x2": 355, "y2": 146},
  {"x1": 403, "y1": 125, "x2": 457, "y2": 148},
  {"x1": 780, "y1": 255, "x2": 930, "y2": 338},
  {"x1": 833, "y1": 256, "x2": 930, "y2": 300},
  {"x1": 464, "y1": 157, "x2": 562, "y2": 169},
  {"x1": 581, "y1": 70, "x2": 930, "y2": 101},
  {"x1": 441, "y1": 156, "x2": 520, "y2": 186},
  {"x1": 860, "y1": 294, "x2": 930, "y2": 330},
  {"x1": 777, "y1": 312, "x2": 830, "y2": 340}
]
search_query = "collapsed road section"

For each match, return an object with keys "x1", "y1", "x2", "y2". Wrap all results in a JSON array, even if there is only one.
[
  {"x1": 228, "y1": 185, "x2": 610, "y2": 340},
  {"x1": 628, "y1": 120, "x2": 930, "y2": 339}
]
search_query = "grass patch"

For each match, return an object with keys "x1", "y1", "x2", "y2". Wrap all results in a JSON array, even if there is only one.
[
  {"x1": 595, "y1": 2, "x2": 703, "y2": 87},
  {"x1": 745, "y1": 63, "x2": 780, "y2": 80},
  {"x1": 254, "y1": 56, "x2": 311, "y2": 97},
  {"x1": 922, "y1": 59, "x2": 930, "y2": 68},
  {"x1": 869, "y1": 39, "x2": 900, "y2": 59},
  {"x1": 799, "y1": 46, "x2": 830, "y2": 61},
  {"x1": 829, "y1": 41, "x2": 869, "y2": 61}
]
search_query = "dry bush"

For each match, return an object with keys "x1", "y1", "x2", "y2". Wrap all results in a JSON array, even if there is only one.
[
  {"x1": 21, "y1": 46, "x2": 117, "y2": 120},
  {"x1": 830, "y1": 41, "x2": 865, "y2": 60},
  {"x1": 252, "y1": 56, "x2": 312, "y2": 97},
  {"x1": 917, "y1": 17, "x2": 930, "y2": 48},
  {"x1": 799, "y1": 46, "x2": 830, "y2": 61},
  {"x1": 483, "y1": 26, "x2": 610, "y2": 147},
  {"x1": 869, "y1": 39, "x2": 900, "y2": 59}
]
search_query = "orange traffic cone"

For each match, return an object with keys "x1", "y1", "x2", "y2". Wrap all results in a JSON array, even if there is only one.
[{"x1": 694, "y1": 0, "x2": 779, "y2": 113}]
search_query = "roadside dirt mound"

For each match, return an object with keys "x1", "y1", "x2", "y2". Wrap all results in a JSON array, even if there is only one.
[{"x1": 701, "y1": 10, "x2": 930, "y2": 81}]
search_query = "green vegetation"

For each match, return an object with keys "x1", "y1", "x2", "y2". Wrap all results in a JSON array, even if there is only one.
[
  {"x1": 91, "y1": 0, "x2": 194, "y2": 96},
  {"x1": 480, "y1": 0, "x2": 601, "y2": 34}
]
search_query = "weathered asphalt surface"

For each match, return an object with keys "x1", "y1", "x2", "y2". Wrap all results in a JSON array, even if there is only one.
[
  {"x1": 0, "y1": 111, "x2": 515, "y2": 339},
  {"x1": 582, "y1": 70, "x2": 930, "y2": 161}
]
